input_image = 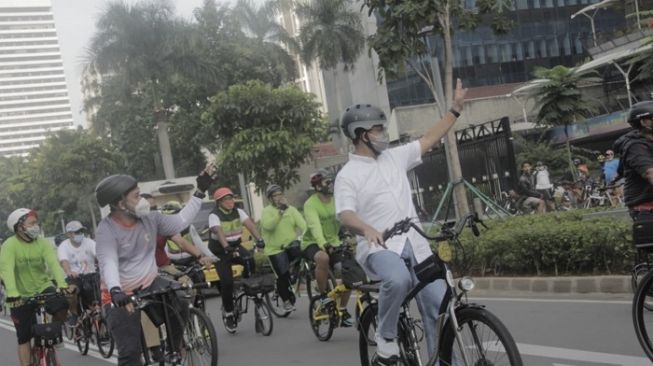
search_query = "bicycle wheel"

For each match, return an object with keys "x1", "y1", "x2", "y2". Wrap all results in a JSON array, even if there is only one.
[
  {"x1": 309, "y1": 296, "x2": 335, "y2": 342},
  {"x1": 181, "y1": 307, "x2": 218, "y2": 366},
  {"x1": 45, "y1": 347, "x2": 59, "y2": 366},
  {"x1": 265, "y1": 291, "x2": 291, "y2": 318},
  {"x1": 440, "y1": 307, "x2": 523, "y2": 366},
  {"x1": 94, "y1": 315, "x2": 114, "y2": 358},
  {"x1": 633, "y1": 269, "x2": 653, "y2": 361},
  {"x1": 62, "y1": 313, "x2": 74, "y2": 341},
  {"x1": 358, "y1": 304, "x2": 378, "y2": 366},
  {"x1": 633, "y1": 265, "x2": 653, "y2": 312},
  {"x1": 396, "y1": 317, "x2": 421, "y2": 366},
  {"x1": 75, "y1": 318, "x2": 90, "y2": 355},
  {"x1": 304, "y1": 265, "x2": 313, "y2": 300},
  {"x1": 254, "y1": 300, "x2": 274, "y2": 336}
]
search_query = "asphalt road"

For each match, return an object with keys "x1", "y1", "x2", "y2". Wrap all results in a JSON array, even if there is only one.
[{"x1": 0, "y1": 292, "x2": 649, "y2": 366}]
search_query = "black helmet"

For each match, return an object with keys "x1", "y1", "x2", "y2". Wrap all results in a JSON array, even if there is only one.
[
  {"x1": 95, "y1": 174, "x2": 138, "y2": 207},
  {"x1": 627, "y1": 101, "x2": 653, "y2": 129},
  {"x1": 340, "y1": 104, "x2": 388, "y2": 140},
  {"x1": 310, "y1": 169, "x2": 333, "y2": 187},
  {"x1": 265, "y1": 184, "x2": 282, "y2": 199}
]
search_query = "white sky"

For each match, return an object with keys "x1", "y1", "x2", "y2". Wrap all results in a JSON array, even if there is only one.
[{"x1": 50, "y1": 0, "x2": 210, "y2": 127}]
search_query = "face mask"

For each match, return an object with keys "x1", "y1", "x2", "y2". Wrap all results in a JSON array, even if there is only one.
[
  {"x1": 367, "y1": 131, "x2": 390, "y2": 154},
  {"x1": 221, "y1": 200, "x2": 235, "y2": 211},
  {"x1": 24, "y1": 224, "x2": 40, "y2": 240},
  {"x1": 319, "y1": 180, "x2": 334, "y2": 195},
  {"x1": 73, "y1": 234, "x2": 84, "y2": 243}
]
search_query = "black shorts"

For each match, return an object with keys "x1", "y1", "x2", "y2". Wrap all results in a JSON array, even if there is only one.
[
  {"x1": 10, "y1": 287, "x2": 67, "y2": 344},
  {"x1": 303, "y1": 244, "x2": 342, "y2": 269},
  {"x1": 67, "y1": 273, "x2": 100, "y2": 310}
]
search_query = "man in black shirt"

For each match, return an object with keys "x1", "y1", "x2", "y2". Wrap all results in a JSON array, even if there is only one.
[
  {"x1": 517, "y1": 161, "x2": 546, "y2": 214},
  {"x1": 614, "y1": 101, "x2": 653, "y2": 214}
]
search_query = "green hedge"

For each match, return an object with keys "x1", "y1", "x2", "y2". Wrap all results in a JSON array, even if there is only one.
[{"x1": 450, "y1": 210, "x2": 634, "y2": 276}]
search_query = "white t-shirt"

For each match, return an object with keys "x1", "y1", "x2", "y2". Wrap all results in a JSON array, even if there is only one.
[
  {"x1": 535, "y1": 169, "x2": 553, "y2": 190},
  {"x1": 57, "y1": 237, "x2": 97, "y2": 275},
  {"x1": 334, "y1": 140, "x2": 432, "y2": 280},
  {"x1": 208, "y1": 208, "x2": 249, "y2": 241}
]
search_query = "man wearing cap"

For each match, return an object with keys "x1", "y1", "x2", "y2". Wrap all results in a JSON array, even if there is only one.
[{"x1": 58, "y1": 220, "x2": 97, "y2": 321}]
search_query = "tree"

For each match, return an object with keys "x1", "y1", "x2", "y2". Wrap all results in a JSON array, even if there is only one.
[
  {"x1": 26, "y1": 129, "x2": 121, "y2": 235},
  {"x1": 201, "y1": 81, "x2": 328, "y2": 190},
  {"x1": 87, "y1": 0, "x2": 217, "y2": 179},
  {"x1": 526, "y1": 65, "x2": 601, "y2": 179},
  {"x1": 0, "y1": 156, "x2": 34, "y2": 240},
  {"x1": 364, "y1": 0, "x2": 514, "y2": 218}
]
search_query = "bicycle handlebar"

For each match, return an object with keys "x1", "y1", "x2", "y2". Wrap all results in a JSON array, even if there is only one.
[
  {"x1": 131, "y1": 281, "x2": 210, "y2": 303},
  {"x1": 21, "y1": 291, "x2": 66, "y2": 305},
  {"x1": 382, "y1": 213, "x2": 487, "y2": 242}
]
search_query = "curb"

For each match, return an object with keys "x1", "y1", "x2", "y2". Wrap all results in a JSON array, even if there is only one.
[{"x1": 472, "y1": 275, "x2": 631, "y2": 295}]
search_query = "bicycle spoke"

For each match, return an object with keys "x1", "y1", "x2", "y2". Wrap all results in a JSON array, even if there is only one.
[{"x1": 451, "y1": 319, "x2": 512, "y2": 366}]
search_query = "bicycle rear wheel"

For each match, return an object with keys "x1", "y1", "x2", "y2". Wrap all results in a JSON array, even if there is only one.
[
  {"x1": 94, "y1": 315, "x2": 114, "y2": 358},
  {"x1": 181, "y1": 307, "x2": 218, "y2": 366},
  {"x1": 45, "y1": 348, "x2": 59, "y2": 366},
  {"x1": 309, "y1": 296, "x2": 335, "y2": 341},
  {"x1": 265, "y1": 291, "x2": 292, "y2": 318},
  {"x1": 75, "y1": 318, "x2": 90, "y2": 355},
  {"x1": 633, "y1": 269, "x2": 653, "y2": 361},
  {"x1": 358, "y1": 304, "x2": 378, "y2": 366},
  {"x1": 254, "y1": 300, "x2": 274, "y2": 336},
  {"x1": 440, "y1": 307, "x2": 523, "y2": 366}
]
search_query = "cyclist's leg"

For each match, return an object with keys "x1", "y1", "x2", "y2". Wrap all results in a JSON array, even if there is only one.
[
  {"x1": 267, "y1": 252, "x2": 293, "y2": 302},
  {"x1": 65, "y1": 277, "x2": 81, "y2": 317},
  {"x1": 106, "y1": 304, "x2": 143, "y2": 365},
  {"x1": 214, "y1": 249, "x2": 236, "y2": 312},
  {"x1": 365, "y1": 249, "x2": 411, "y2": 343},
  {"x1": 10, "y1": 299, "x2": 37, "y2": 366},
  {"x1": 403, "y1": 241, "x2": 447, "y2": 358},
  {"x1": 235, "y1": 245, "x2": 255, "y2": 277},
  {"x1": 304, "y1": 244, "x2": 329, "y2": 294}
]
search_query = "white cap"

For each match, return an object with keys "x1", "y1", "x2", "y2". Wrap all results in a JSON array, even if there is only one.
[{"x1": 65, "y1": 220, "x2": 85, "y2": 233}]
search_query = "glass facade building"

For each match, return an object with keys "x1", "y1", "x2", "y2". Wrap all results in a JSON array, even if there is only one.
[{"x1": 387, "y1": 0, "x2": 626, "y2": 108}]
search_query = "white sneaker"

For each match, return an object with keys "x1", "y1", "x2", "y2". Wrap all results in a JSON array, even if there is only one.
[
  {"x1": 374, "y1": 332, "x2": 399, "y2": 359},
  {"x1": 283, "y1": 300, "x2": 295, "y2": 312}
]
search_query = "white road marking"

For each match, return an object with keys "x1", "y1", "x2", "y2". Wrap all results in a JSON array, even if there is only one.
[
  {"x1": 472, "y1": 297, "x2": 631, "y2": 305},
  {"x1": 0, "y1": 317, "x2": 117, "y2": 363},
  {"x1": 553, "y1": 363, "x2": 578, "y2": 366}
]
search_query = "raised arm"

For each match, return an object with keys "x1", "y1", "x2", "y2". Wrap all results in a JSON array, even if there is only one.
[{"x1": 418, "y1": 79, "x2": 467, "y2": 155}]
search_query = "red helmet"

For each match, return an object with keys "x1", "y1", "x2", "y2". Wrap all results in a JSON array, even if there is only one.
[{"x1": 213, "y1": 187, "x2": 234, "y2": 201}]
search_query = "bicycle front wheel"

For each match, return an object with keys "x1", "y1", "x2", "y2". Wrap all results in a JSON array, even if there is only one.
[
  {"x1": 254, "y1": 300, "x2": 274, "y2": 336},
  {"x1": 440, "y1": 307, "x2": 523, "y2": 366},
  {"x1": 75, "y1": 318, "x2": 90, "y2": 355},
  {"x1": 265, "y1": 291, "x2": 292, "y2": 318},
  {"x1": 45, "y1": 347, "x2": 59, "y2": 366},
  {"x1": 181, "y1": 307, "x2": 218, "y2": 366},
  {"x1": 309, "y1": 296, "x2": 334, "y2": 342},
  {"x1": 633, "y1": 269, "x2": 653, "y2": 361},
  {"x1": 358, "y1": 304, "x2": 378, "y2": 366},
  {"x1": 94, "y1": 315, "x2": 114, "y2": 358}
]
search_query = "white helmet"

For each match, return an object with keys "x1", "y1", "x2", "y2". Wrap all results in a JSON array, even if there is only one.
[{"x1": 7, "y1": 208, "x2": 32, "y2": 233}]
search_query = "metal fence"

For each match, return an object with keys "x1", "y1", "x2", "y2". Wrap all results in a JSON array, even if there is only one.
[{"x1": 411, "y1": 117, "x2": 517, "y2": 219}]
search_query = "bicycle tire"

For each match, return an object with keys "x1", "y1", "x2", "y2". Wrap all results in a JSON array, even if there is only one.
[
  {"x1": 633, "y1": 265, "x2": 653, "y2": 312},
  {"x1": 633, "y1": 269, "x2": 653, "y2": 361},
  {"x1": 265, "y1": 291, "x2": 292, "y2": 318},
  {"x1": 94, "y1": 315, "x2": 114, "y2": 358},
  {"x1": 45, "y1": 348, "x2": 59, "y2": 366},
  {"x1": 181, "y1": 307, "x2": 218, "y2": 366},
  {"x1": 75, "y1": 317, "x2": 90, "y2": 355},
  {"x1": 439, "y1": 307, "x2": 523, "y2": 366},
  {"x1": 358, "y1": 304, "x2": 378, "y2": 366},
  {"x1": 255, "y1": 300, "x2": 274, "y2": 336},
  {"x1": 304, "y1": 266, "x2": 313, "y2": 300},
  {"x1": 309, "y1": 295, "x2": 335, "y2": 342}
]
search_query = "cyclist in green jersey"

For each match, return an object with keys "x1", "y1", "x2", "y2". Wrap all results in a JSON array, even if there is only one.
[{"x1": 0, "y1": 208, "x2": 72, "y2": 366}]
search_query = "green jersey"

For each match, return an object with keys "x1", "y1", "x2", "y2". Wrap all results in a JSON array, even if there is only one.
[
  {"x1": 0, "y1": 235, "x2": 67, "y2": 300},
  {"x1": 301, "y1": 193, "x2": 340, "y2": 249},
  {"x1": 260, "y1": 205, "x2": 306, "y2": 256}
]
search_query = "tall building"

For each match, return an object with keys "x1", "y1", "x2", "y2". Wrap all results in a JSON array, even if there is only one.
[{"x1": 0, "y1": 0, "x2": 74, "y2": 157}]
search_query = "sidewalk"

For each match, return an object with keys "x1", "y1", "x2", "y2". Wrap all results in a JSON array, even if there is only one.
[{"x1": 473, "y1": 275, "x2": 632, "y2": 295}]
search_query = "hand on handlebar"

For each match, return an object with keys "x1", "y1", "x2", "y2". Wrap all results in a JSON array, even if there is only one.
[
  {"x1": 198, "y1": 255, "x2": 214, "y2": 268},
  {"x1": 364, "y1": 226, "x2": 386, "y2": 248},
  {"x1": 110, "y1": 287, "x2": 135, "y2": 313}
]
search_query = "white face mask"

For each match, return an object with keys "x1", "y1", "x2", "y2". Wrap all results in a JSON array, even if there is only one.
[
  {"x1": 133, "y1": 197, "x2": 151, "y2": 218},
  {"x1": 73, "y1": 234, "x2": 84, "y2": 244},
  {"x1": 24, "y1": 224, "x2": 41, "y2": 240},
  {"x1": 368, "y1": 131, "x2": 390, "y2": 153}
]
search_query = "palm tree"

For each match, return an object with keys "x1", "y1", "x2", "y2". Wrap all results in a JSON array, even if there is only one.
[
  {"x1": 87, "y1": 0, "x2": 216, "y2": 179},
  {"x1": 527, "y1": 65, "x2": 602, "y2": 179},
  {"x1": 295, "y1": 0, "x2": 365, "y2": 148}
]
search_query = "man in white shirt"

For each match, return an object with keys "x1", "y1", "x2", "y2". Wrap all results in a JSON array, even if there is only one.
[
  {"x1": 58, "y1": 220, "x2": 97, "y2": 318},
  {"x1": 334, "y1": 79, "x2": 466, "y2": 364}
]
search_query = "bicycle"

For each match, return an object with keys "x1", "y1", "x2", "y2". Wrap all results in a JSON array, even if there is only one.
[
  {"x1": 308, "y1": 243, "x2": 372, "y2": 342},
  {"x1": 69, "y1": 273, "x2": 115, "y2": 358},
  {"x1": 19, "y1": 291, "x2": 67, "y2": 366},
  {"x1": 222, "y1": 274, "x2": 275, "y2": 336},
  {"x1": 133, "y1": 280, "x2": 218, "y2": 366},
  {"x1": 265, "y1": 240, "x2": 315, "y2": 318},
  {"x1": 358, "y1": 213, "x2": 523, "y2": 366}
]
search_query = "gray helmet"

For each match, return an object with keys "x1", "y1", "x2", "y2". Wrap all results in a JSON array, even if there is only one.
[
  {"x1": 265, "y1": 184, "x2": 282, "y2": 199},
  {"x1": 340, "y1": 104, "x2": 388, "y2": 139},
  {"x1": 95, "y1": 174, "x2": 138, "y2": 207},
  {"x1": 628, "y1": 101, "x2": 653, "y2": 129}
]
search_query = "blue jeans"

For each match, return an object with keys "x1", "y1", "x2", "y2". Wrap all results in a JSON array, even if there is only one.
[{"x1": 366, "y1": 240, "x2": 446, "y2": 357}]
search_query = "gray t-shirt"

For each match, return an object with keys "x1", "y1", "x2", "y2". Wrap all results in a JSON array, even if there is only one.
[{"x1": 96, "y1": 196, "x2": 201, "y2": 292}]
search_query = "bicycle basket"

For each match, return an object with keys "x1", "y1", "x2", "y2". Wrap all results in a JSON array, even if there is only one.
[
  {"x1": 413, "y1": 254, "x2": 445, "y2": 283},
  {"x1": 33, "y1": 322, "x2": 62, "y2": 343},
  {"x1": 341, "y1": 258, "x2": 367, "y2": 289},
  {"x1": 633, "y1": 219, "x2": 653, "y2": 252},
  {"x1": 242, "y1": 275, "x2": 275, "y2": 296}
]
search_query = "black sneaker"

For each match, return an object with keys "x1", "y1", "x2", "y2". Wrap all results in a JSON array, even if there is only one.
[
  {"x1": 340, "y1": 309, "x2": 353, "y2": 327},
  {"x1": 149, "y1": 346, "x2": 164, "y2": 362},
  {"x1": 224, "y1": 312, "x2": 237, "y2": 333}
]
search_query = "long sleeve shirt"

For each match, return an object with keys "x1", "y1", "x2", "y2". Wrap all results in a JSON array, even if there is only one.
[
  {"x1": 301, "y1": 193, "x2": 340, "y2": 250},
  {"x1": 260, "y1": 204, "x2": 306, "y2": 256},
  {"x1": 0, "y1": 235, "x2": 67, "y2": 299},
  {"x1": 95, "y1": 196, "x2": 201, "y2": 292}
]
